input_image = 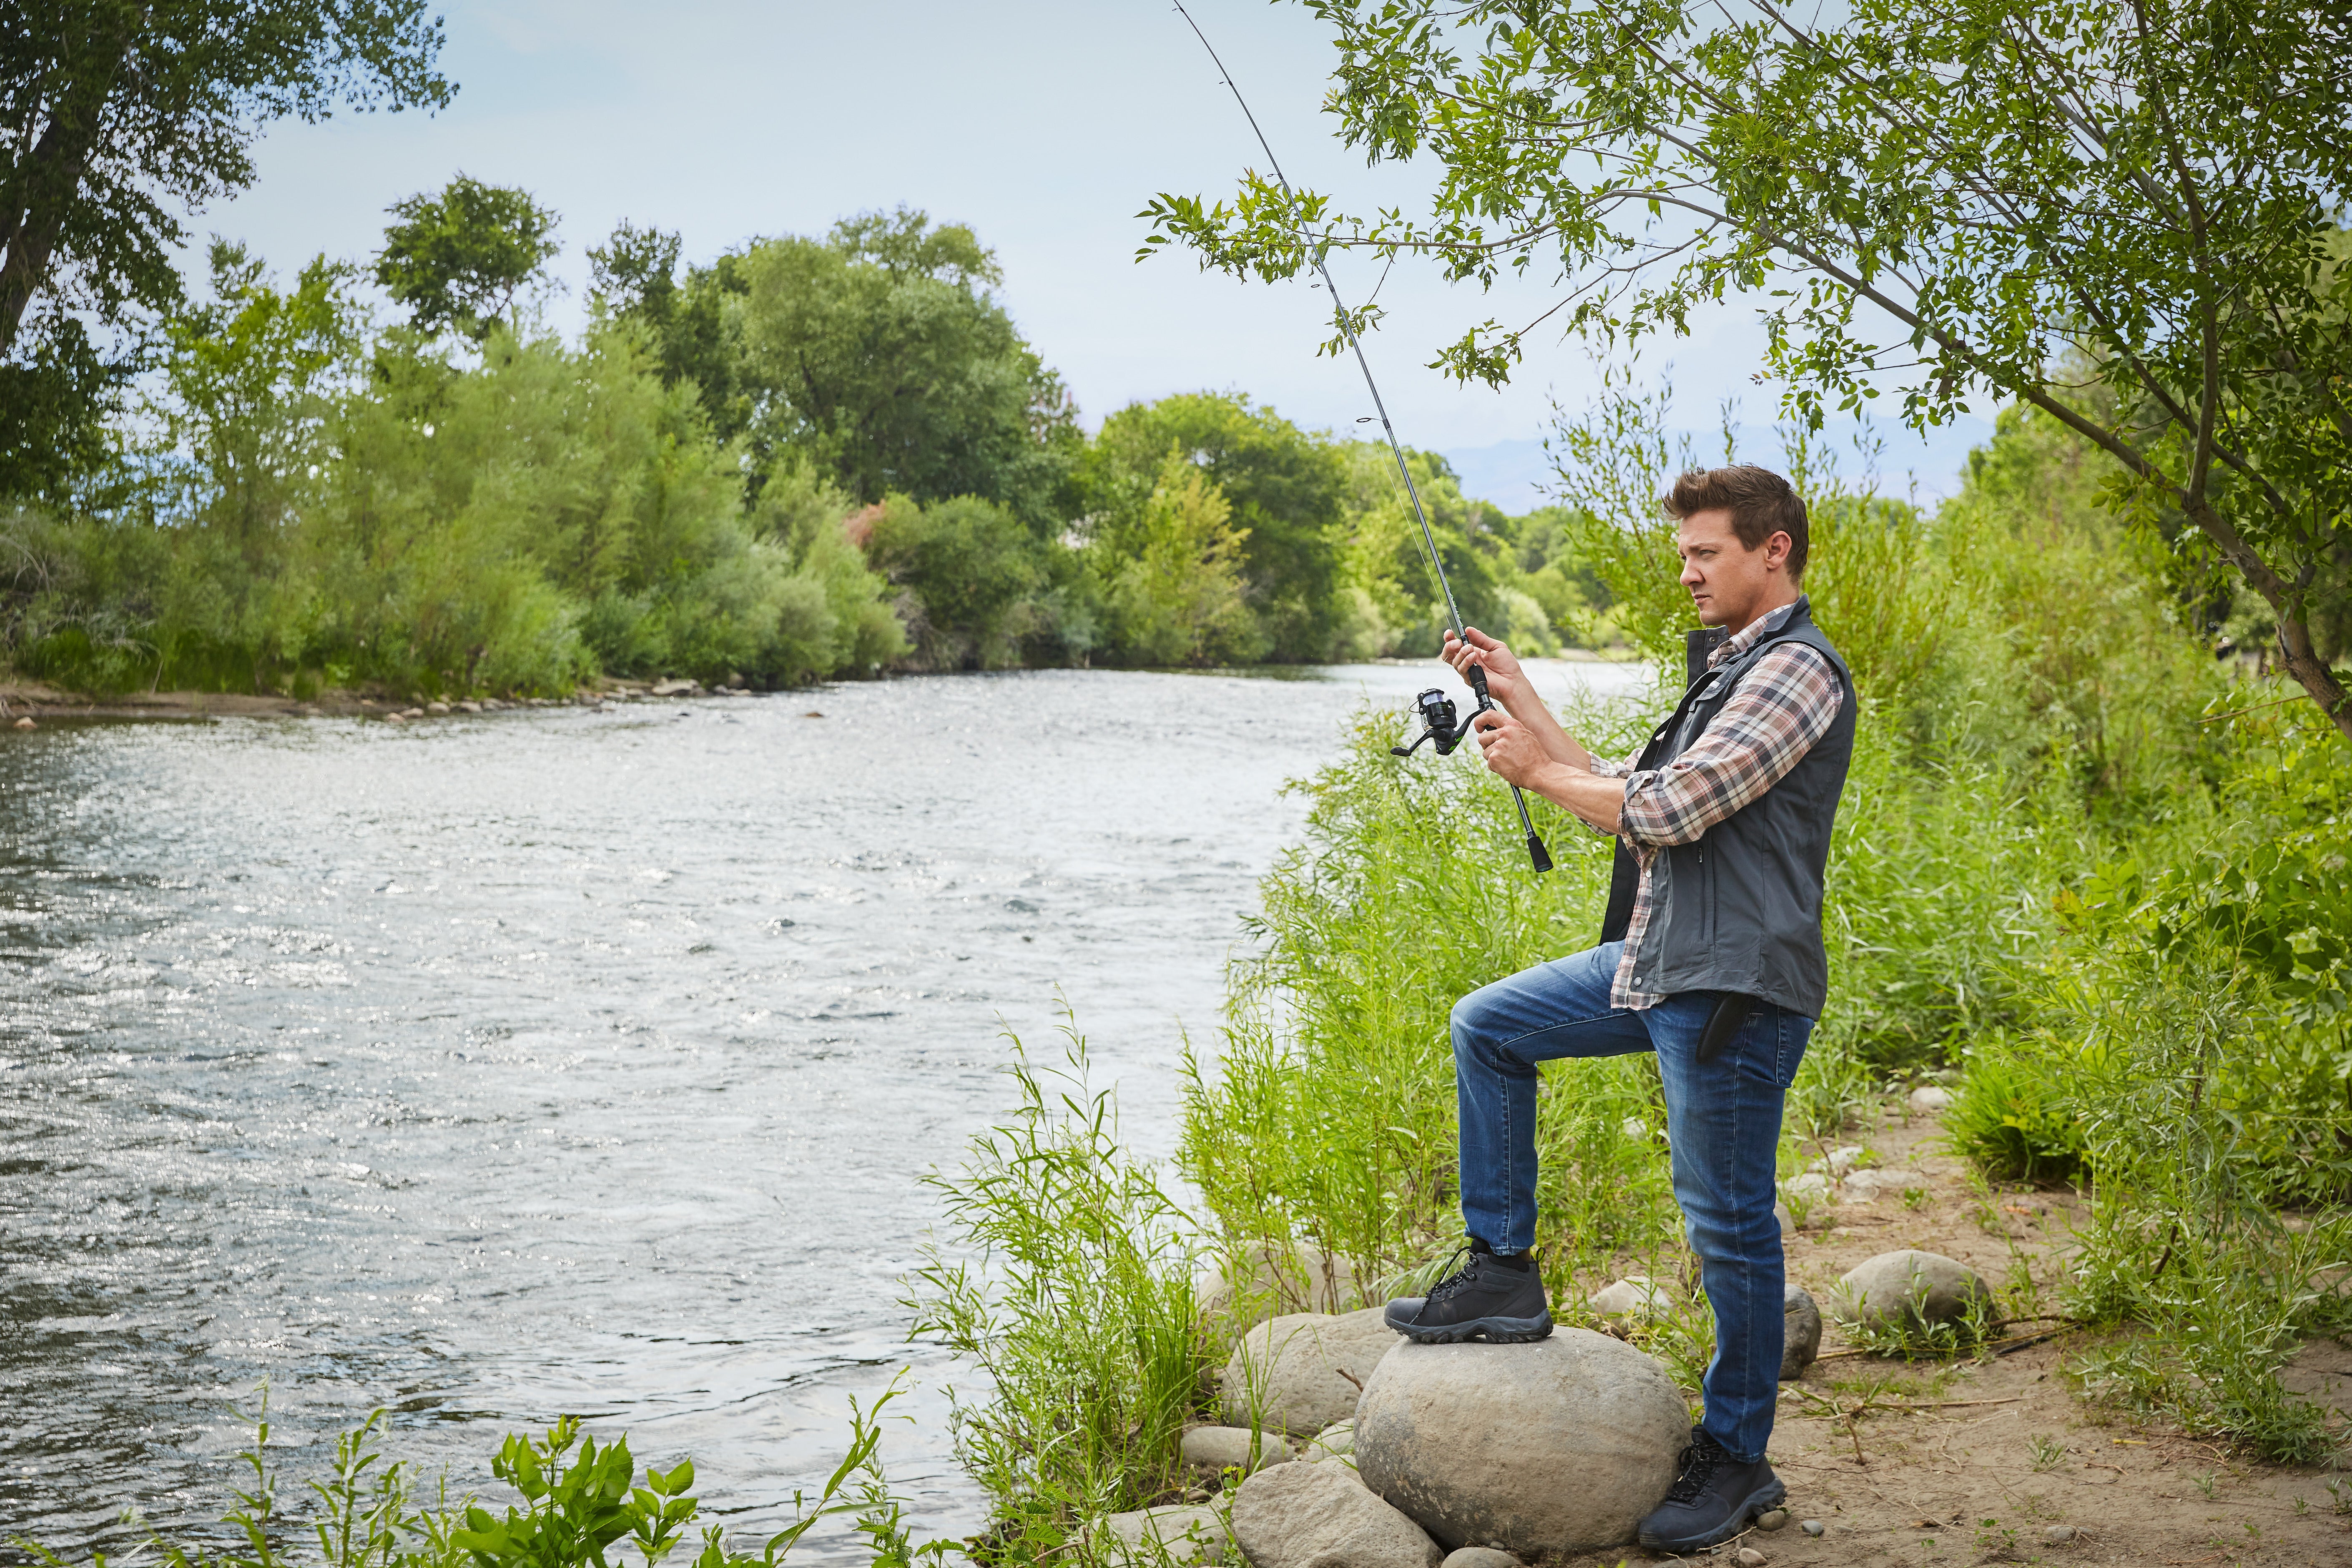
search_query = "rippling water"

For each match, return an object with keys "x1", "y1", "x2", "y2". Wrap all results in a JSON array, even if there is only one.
[{"x1": 0, "y1": 662, "x2": 1643, "y2": 1555}]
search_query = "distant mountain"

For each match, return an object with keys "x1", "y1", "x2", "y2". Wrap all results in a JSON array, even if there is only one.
[{"x1": 1443, "y1": 414, "x2": 1996, "y2": 516}]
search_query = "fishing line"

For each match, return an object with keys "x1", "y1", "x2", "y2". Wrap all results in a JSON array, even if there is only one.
[{"x1": 1168, "y1": 0, "x2": 1553, "y2": 872}]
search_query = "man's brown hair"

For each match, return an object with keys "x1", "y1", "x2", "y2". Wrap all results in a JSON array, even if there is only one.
[{"x1": 1661, "y1": 464, "x2": 1809, "y2": 585}]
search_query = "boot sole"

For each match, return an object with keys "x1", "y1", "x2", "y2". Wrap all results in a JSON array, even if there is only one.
[
  {"x1": 1636, "y1": 1473, "x2": 1789, "y2": 1552},
  {"x1": 1384, "y1": 1306, "x2": 1554, "y2": 1344}
]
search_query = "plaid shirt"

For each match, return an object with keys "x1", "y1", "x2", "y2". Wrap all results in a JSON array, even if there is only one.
[{"x1": 1588, "y1": 601, "x2": 1843, "y2": 1009}]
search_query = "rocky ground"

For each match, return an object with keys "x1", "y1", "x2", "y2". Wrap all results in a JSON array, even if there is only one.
[
  {"x1": 1574, "y1": 1096, "x2": 2352, "y2": 1568},
  {"x1": 1173, "y1": 1095, "x2": 2349, "y2": 1568}
]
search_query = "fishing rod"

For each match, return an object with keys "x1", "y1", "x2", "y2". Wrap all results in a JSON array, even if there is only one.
[{"x1": 1169, "y1": 0, "x2": 1552, "y2": 873}]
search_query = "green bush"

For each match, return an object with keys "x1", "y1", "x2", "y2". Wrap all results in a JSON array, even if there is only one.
[{"x1": 1943, "y1": 1040, "x2": 2091, "y2": 1184}]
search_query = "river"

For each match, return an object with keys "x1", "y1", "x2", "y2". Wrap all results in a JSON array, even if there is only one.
[{"x1": 0, "y1": 661, "x2": 1645, "y2": 1557}]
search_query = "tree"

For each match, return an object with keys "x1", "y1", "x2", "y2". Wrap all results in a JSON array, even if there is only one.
[
  {"x1": 148, "y1": 240, "x2": 361, "y2": 547},
  {"x1": 1146, "y1": 0, "x2": 2352, "y2": 738},
  {"x1": 0, "y1": 0, "x2": 450, "y2": 496},
  {"x1": 589, "y1": 220, "x2": 739, "y2": 426},
  {"x1": 1082, "y1": 392, "x2": 1348, "y2": 660},
  {"x1": 375, "y1": 175, "x2": 558, "y2": 339},
  {"x1": 728, "y1": 209, "x2": 1082, "y2": 527},
  {"x1": 1092, "y1": 449, "x2": 1260, "y2": 665}
]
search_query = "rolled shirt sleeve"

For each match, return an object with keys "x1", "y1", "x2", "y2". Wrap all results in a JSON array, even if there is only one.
[{"x1": 1617, "y1": 643, "x2": 1842, "y2": 849}]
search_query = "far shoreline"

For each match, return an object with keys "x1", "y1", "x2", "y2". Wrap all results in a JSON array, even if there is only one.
[{"x1": 0, "y1": 649, "x2": 1647, "y2": 727}]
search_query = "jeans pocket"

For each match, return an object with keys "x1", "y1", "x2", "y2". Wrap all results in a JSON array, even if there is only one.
[{"x1": 1771, "y1": 1009, "x2": 1813, "y2": 1089}]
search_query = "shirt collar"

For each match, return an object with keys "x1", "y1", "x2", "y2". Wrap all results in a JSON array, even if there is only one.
[{"x1": 1708, "y1": 595, "x2": 1806, "y2": 668}]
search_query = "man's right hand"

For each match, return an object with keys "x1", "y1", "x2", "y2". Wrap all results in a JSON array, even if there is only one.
[{"x1": 1445, "y1": 626, "x2": 1529, "y2": 711}]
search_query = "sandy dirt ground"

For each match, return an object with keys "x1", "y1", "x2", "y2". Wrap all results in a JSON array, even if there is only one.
[{"x1": 1564, "y1": 1098, "x2": 2351, "y2": 1568}]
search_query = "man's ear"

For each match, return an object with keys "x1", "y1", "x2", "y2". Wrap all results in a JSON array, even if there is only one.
[{"x1": 1764, "y1": 530, "x2": 1793, "y2": 573}]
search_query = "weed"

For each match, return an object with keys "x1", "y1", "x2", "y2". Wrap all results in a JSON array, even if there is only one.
[
  {"x1": 9, "y1": 1379, "x2": 939, "y2": 1568},
  {"x1": 2193, "y1": 1470, "x2": 2219, "y2": 1500},
  {"x1": 2028, "y1": 1434, "x2": 2068, "y2": 1472},
  {"x1": 906, "y1": 1014, "x2": 1202, "y2": 1560},
  {"x1": 1902, "y1": 1185, "x2": 1929, "y2": 1211}
]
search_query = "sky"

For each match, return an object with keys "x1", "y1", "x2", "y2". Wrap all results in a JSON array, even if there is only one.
[{"x1": 199, "y1": 0, "x2": 1994, "y2": 512}]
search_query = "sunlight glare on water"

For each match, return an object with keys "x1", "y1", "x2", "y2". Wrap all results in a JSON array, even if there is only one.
[{"x1": 0, "y1": 661, "x2": 1645, "y2": 1557}]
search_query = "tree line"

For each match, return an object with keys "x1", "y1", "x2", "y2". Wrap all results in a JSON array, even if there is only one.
[{"x1": 0, "y1": 177, "x2": 1622, "y2": 697}]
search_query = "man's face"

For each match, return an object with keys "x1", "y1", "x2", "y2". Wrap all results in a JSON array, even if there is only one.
[{"x1": 1677, "y1": 507, "x2": 1789, "y2": 628}]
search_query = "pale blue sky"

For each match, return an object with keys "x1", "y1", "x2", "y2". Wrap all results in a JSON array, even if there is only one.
[{"x1": 202, "y1": 0, "x2": 1991, "y2": 510}]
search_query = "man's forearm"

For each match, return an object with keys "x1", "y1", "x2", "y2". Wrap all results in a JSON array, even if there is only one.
[
  {"x1": 1496, "y1": 691, "x2": 1594, "y2": 771},
  {"x1": 1525, "y1": 760, "x2": 1626, "y2": 835}
]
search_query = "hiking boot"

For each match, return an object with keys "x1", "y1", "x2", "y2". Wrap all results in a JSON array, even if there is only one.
[
  {"x1": 1636, "y1": 1426, "x2": 1787, "y2": 1551},
  {"x1": 1382, "y1": 1242, "x2": 1551, "y2": 1343}
]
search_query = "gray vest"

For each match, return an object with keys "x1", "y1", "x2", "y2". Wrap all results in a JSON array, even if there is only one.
[{"x1": 1598, "y1": 597, "x2": 1855, "y2": 1018}]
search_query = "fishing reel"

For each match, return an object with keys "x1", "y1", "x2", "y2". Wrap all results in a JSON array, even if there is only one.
[{"x1": 1391, "y1": 687, "x2": 1470, "y2": 758}]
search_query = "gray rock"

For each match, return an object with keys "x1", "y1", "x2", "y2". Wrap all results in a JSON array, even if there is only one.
[
  {"x1": 1197, "y1": 1240, "x2": 1360, "y2": 1324},
  {"x1": 1800, "y1": 1520, "x2": 1825, "y2": 1538},
  {"x1": 1231, "y1": 1459, "x2": 1441, "y2": 1568},
  {"x1": 1774, "y1": 1200, "x2": 1794, "y2": 1239},
  {"x1": 1585, "y1": 1275, "x2": 1675, "y2": 1323},
  {"x1": 1755, "y1": 1509, "x2": 1789, "y2": 1531},
  {"x1": 1841, "y1": 1167, "x2": 1927, "y2": 1204},
  {"x1": 1735, "y1": 1548, "x2": 1766, "y2": 1567},
  {"x1": 1354, "y1": 1328, "x2": 1689, "y2": 1555},
  {"x1": 1222, "y1": 1306, "x2": 1401, "y2": 1434},
  {"x1": 455, "y1": 700, "x2": 481, "y2": 714},
  {"x1": 1782, "y1": 1171, "x2": 1830, "y2": 1205},
  {"x1": 1303, "y1": 1421, "x2": 1356, "y2": 1463},
  {"x1": 425, "y1": 701, "x2": 449, "y2": 715},
  {"x1": 1094, "y1": 1504, "x2": 1233, "y2": 1565},
  {"x1": 1833, "y1": 1250, "x2": 1996, "y2": 1334},
  {"x1": 2042, "y1": 1525, "x2": 2076, "y2": 1545},
  {"x1": 1817, "y1": 1145, "x2": 1870, "y2": 1176},
  {"x1": 1439, "y1": 1551, "x2": 1521, "y2": 1568},
  {"x1": 1908, "y1": 1084, "x2": 1953, "y2": 1114},
  {"x1": 1182, "y1": 1425, "x2": 1293, "y2": 1472},
  {"x1": 649, "y1": 678, "x2": 699, "y2": 697},
  {"x1": 1780, "y1": 1284, "x2": 1822, "y2": 1380}
]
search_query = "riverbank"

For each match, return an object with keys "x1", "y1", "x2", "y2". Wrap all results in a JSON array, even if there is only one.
[
  {"x1": 0, "y1": 650, "x2": 1646, "y2": 727},
  {"x1": 0, "y1": 674, "x2": 755, "y2": 723}
]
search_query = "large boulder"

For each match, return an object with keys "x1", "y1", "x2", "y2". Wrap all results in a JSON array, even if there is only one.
[
  {"x1": 1197, "y1": 1241, "x2": 1360, "y2": 1325},
  {"x1": 1094, "y1": 1504, "x2": 1234, "y2": 1565},
  {"x1": 1230, "y1": 1458, "x2": 1442, "y2": 1568},
  {"x1": 1833, "y1": 1249, "x2": 1996, "y2": 1334},
  {"x1": 1222, "y1": 1306, "x2": 1402, "y2": 1433},
  {"x1": 1352, "y1": 1329, "x2": 1689, "y2": 1555},
  {"x1": 1781, "y1": 1284, "x2": 1822, "y2": 1380}
]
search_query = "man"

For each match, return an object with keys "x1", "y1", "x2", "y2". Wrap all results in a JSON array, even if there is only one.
[{"x1": 1380, "y1": 464, "x2": 1855, "y2": 1552}]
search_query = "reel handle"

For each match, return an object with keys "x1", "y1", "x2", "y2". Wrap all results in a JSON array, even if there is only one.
[{"x1": 1456, "y1": 655, "x2": 1552, "y2": 874}]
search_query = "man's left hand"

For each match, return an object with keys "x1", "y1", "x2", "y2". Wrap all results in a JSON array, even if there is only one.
[{"x1": 1471, "y1": 708, "x2": 1549, "y2": 788}]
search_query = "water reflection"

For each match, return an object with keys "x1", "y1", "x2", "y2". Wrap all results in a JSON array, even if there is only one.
[{"x1": 0, "y1": 662, "x2": 1645, "y2": 1555}]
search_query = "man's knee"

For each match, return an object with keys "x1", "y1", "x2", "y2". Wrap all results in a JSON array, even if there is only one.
[{"x1": 1450, "y1": 987, "x2": 1496, "y2": 1065}]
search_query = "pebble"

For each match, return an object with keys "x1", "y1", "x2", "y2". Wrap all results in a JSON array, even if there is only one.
[
  {"x1": 2042, "y1": 1525, "x2": 2076, "y2": 1544},
  {"x1": 1800, "y1": 1520, "x2": 1825, "y2": 1538},
  {"x1": 12, "y1": 716, "x2": 32, "y2": 729},
  {"x1": 1755, "y1": 1509, "x2": 1789, "y2": 1530},
  {"x1": 1735, "y1": 1548, "x2": 1766, "y2": 1567}
]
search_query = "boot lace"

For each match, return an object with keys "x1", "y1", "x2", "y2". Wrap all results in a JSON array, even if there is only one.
[
  {"x1": 1664, "y1": 1428, "x2": 1731, "y2": 1505},
  {"x1": 1421, "y1": 1245, "x2": 1478, "y2": 1304}
]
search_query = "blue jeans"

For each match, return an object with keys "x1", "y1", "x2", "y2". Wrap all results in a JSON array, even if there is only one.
[{"x1": 1450, "y1": 940, "x2": 1812, "y2": 1463}]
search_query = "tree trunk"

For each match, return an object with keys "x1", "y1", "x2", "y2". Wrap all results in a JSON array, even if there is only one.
[
  {"x1": 2275, "y1": 608, "x2": 2352, "y2": 744},
  {"x1": 2186, "y1": 502, "x2": 2352, "y2": 741},
  {"x1": 0, "y1": 16, "x2": 141, "y2": 354}
]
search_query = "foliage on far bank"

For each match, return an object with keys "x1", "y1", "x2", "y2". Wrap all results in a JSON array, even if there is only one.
[{"x1": 3, "y1": 181, "x2": 1632, "y2": 698}]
